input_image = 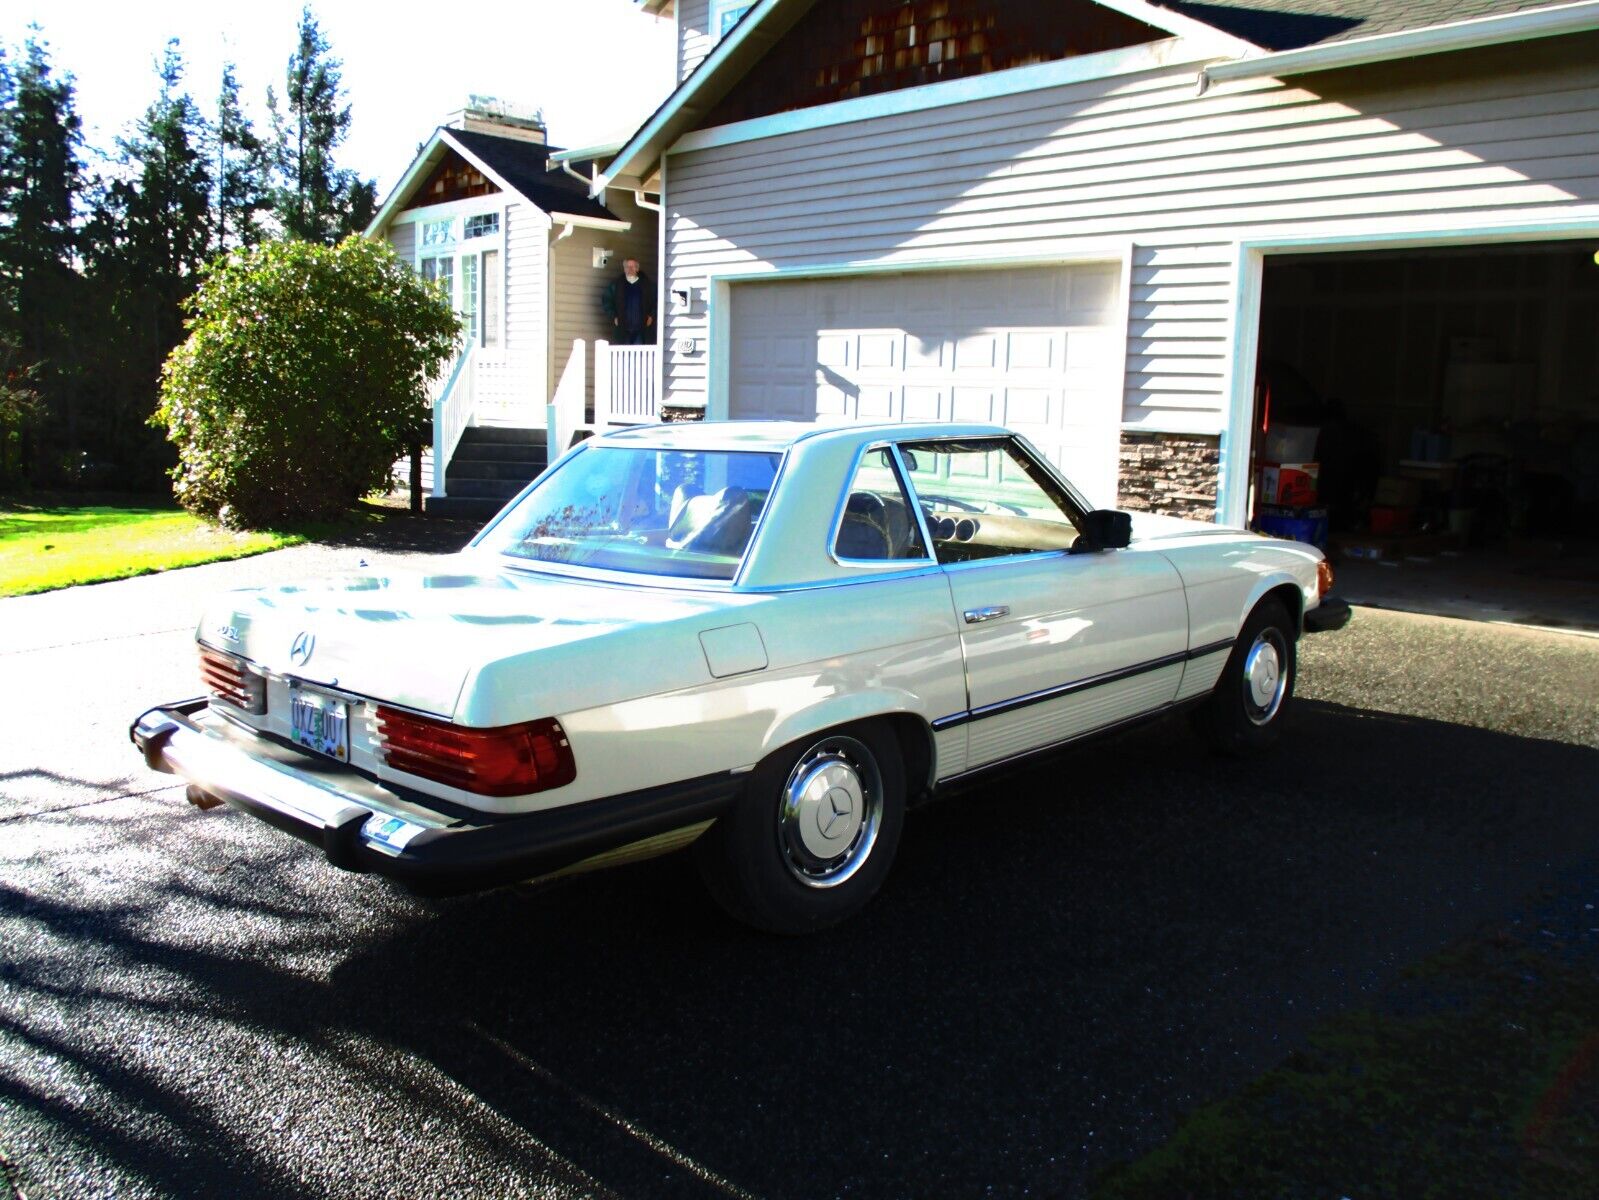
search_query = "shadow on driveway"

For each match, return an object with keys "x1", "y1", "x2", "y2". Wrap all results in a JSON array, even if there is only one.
[
  {"x1": 4, "y1": 698, "x2": 1597, "y2": 1197},
  {"x1": 343, "y1": 699, "x2": 1597, "y2": 1196}
]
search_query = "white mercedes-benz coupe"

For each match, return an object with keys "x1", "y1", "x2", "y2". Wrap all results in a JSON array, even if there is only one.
[{"x1": 132, "y1": 421, "x2": 1348, "y2": 932}]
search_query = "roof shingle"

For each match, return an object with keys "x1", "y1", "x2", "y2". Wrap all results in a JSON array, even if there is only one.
[
  {"x1": 1156, "y1": 0, "x2": 1570, "y2": 51},
  {"x1": 446, "y1": 128, "x2": 619, "y2": 222}
]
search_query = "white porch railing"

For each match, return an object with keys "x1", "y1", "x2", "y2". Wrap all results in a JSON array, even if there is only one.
[
  {"x1": 547, "y1": 337, "x2": 587, "y2": 458},
  {"x1": 594, "y1": 341, "x2": 660, "y2": 429},
  {"x1": 430, "y1": 338, "x2": 477, "y2": 498}
]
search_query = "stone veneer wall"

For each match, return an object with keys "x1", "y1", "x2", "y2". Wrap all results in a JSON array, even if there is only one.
[
  {"x1": 1117, "y1": 432, "x2": 1220, "y2": 521},
  {"x1": 661, "y1": 406, "x2": 705, "y2": 424}
]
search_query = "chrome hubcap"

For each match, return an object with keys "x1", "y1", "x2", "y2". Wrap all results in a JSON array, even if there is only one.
[
  {"x1": 1242, "y1": 630, "x2": 1288, "y2": 725},
  {"x1": 778, "y1": 736, "x2": 883, "y2": 889}
]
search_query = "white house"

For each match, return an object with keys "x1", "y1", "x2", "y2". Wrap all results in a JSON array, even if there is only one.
[
  {"x1": 367, "y1": 103, "x2": 660, "y2": 517},
  {"x1": 588, "y1": 0, "x2": 1599, "y2": 583}
]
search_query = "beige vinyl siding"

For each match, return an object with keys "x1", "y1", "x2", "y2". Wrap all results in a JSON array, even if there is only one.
[
  {"x1": 388, "y1": 221, "x2": 416, "y2": 264},
  {"x1": 549, "y1": 194, "x2": 661, "y2": 405},
  {"x1": 475, "y1": 202, "x2": 549, "y2": 421},
  {"x1": 679, "y1": 0, "x2": 713, "y2": 81},
  {"x1": 662, "y1": 31, "x2": 1599, "y2": 431}
]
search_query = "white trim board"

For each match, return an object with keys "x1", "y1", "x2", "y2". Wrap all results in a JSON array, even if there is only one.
[
  {"x1": 670, "y1": 38, "x2": 1210, "y2": 155},
  {"x1": 1217, "y1": 215, "x2": 1599, "y2": 527},
  {"x1": 388, "y1": 194, "x2": 523, "y2": 227},
  {"x1": 549, "y1": 211, "x2": 633, "y2": 232}
]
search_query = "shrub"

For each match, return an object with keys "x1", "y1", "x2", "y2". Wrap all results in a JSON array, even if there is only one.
[{"x1": 155, "y1": 237, "x2": 458, "y2": 526}]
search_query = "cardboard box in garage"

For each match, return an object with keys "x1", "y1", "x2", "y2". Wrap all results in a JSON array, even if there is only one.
[{"x1": 1259, "y1": 462, "x2": 1320, "y2": 507}]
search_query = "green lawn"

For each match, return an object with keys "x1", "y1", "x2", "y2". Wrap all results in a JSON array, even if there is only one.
[{"x1": 0, "y1": 502, "x2": 303, "y2": 597}]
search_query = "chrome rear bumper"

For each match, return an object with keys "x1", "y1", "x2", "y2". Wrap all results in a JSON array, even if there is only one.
[{"x1": 130, "y1": 700, "x2": 740, "y2": 893}]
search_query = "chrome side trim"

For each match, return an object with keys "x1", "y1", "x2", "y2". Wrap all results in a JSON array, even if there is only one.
[
  {"x1": 931, "y1": 637, "x2": 1237, "y2": 731},
  {"x1": 937, "y1": 700, "x2": 1202, "y2": 787}
]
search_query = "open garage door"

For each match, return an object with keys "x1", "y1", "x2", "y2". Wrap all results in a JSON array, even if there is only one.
[
  {"x1": 1256, "y1": 239, "x2": 1599, "y2": 631},
  {"x1": 726, "y1": 264, "x2": 1125, "y2": 506}
]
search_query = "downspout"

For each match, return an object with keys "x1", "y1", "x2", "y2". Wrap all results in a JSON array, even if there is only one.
[
  {"x1": 633, "y1": 191, "x2": 662, "y2": 213},
  {"x1": 553, "y1": 222, "x2": 575, "y2": 245}
]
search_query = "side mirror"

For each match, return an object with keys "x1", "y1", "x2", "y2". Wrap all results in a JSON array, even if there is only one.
[
  {"x1": 899, "y1": 448, "x2": 920, "y2": 473},
  {"x1": 1078, "y1": 508, "x2": 1132, "y2": 551}
]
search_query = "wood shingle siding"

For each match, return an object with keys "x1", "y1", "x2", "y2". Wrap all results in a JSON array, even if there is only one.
[{"x1": 662, "y1": 30, "x2": 1599, "y2": 433}]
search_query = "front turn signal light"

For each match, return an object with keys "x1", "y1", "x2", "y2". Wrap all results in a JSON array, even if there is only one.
[{"x1": 1317, "y1": 559, "x2": 1335, "y2": 598}]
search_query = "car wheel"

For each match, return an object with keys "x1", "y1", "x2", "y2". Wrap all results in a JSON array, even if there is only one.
[
  {"x1": 1192, "y1": 598, "x2": 1297, "y2": 755},
  {"x1": 695, "y1": 722, "x2": 905, "y2": 935}
]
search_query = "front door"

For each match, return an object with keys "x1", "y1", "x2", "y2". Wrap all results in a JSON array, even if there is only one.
[{"x1": 898, "y1": 437, "x2": 1188, "y2": 771}]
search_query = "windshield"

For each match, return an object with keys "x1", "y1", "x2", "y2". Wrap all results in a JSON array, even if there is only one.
[{"x1": 479, "y1": 445, "x2": 783, "y2": 581}]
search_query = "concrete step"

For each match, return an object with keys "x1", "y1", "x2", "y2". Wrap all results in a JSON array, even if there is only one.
[
  {"x1": 424, "y1": 495, "x2": 509, "y2": 521},
  {"x1": 448, "y1": 440, "x2": 549, "y2": 464},
  {"x1": 446, "y1": 457, "x2": 546, "y2": 484},
  {"x1": 456, "y1": 425, "x2": 547, "y2": 448},
  {"x1": 441, "y1": 476, "x2": 532, "y2": 500}
]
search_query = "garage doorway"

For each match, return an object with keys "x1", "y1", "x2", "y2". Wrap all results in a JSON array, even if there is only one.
[
  {"x1": 723, "y1": 264, "x2": 1126, "y2": 507},
  {"x1": 1255, "y1": 239, "x2": 1599, "y2": 631}
]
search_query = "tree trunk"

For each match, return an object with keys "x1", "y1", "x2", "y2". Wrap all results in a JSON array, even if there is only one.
[{"x1": 409, "y1": 443, "x2": 422, "y2": 513}]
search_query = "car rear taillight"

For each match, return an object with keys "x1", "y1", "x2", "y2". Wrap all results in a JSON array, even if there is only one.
[
  {"x1": 1317, "y1": 560, "x2": 1335, "y2": 598},
  {"x1": 199, "y1": 647, "x2": 266, "y2": 714},
  {"x1": 375, "y1": 708, "x2": 577, "y2": 797}
]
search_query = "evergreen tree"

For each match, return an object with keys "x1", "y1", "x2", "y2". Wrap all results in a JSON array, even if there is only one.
[
  {"x1": 0, "y1": 32, "x2": 88, "y2": 482},
  {"x1": 214, "y1": 60, "x2": 269, "y2": 252},
  {"x1": 88, "y1": 40, "x2": 213, "y2": 487},
  {"x1": 110, "y1": 42, "x2": 213, "y2": 296},
  {"x1": 268, "y1": 7, "x2": 374, "y2": 244}
]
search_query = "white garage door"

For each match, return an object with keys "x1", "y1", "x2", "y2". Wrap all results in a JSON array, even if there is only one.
[{"x1": 727, "y1": 264, "x2": 1124, "y2": 506}]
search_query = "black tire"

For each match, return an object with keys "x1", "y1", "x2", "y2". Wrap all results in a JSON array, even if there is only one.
[
  {"x1": 694, "y1": 721, "x2": 905, "y2": 935},
  {"x1": 1191, "y1": 598, "x2": 1297, "y2": 755}
]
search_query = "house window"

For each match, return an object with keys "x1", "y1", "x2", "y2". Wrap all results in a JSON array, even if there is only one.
[
  {"x1": 420, "y1": 253, "x2": 454, "y2": 299},
  {"x1": 714, "y1": 1, "x2": 754, "y2": 38},
  {"x1": 420, "y1": 219, "x2": 455, "y2": 250},
  {"x1": 412, "y1": 208, "x2": 504, "y2": 349},
  {"x1": 481, "y1": 249, "x2": 501, "y2": 349},
  {"x1": 460, "y1": 254, "x2": 480, "y2": 343}
]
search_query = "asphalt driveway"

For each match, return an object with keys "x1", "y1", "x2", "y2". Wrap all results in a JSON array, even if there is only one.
[{"x1": 2, "y1": 544, "x2": 1597, "y2": 1199}]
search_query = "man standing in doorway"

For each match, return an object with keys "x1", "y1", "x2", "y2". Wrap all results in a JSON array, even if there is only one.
[{"x1": 604, "y1": 258, "x2": 656, "y2": 345}]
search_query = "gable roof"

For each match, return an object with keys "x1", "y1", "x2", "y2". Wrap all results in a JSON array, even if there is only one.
[
  {"x1": 1158, "y1": 0, "x2": 1575, "y2": 51},
  {"x1": 446, "y1": 129, "x2": 619, "y2": 222},
  {"x1": 599, "y1": 0, "x2": 1597, "y2": 193},
  {"x1": 367, "y1": 126, "x2": 623, "y2": 237},
  {"x1": 600, "y1": 0, "x2": 1254, "y2": 193}
]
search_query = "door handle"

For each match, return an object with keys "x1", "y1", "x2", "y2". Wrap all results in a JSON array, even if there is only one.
[{"x1": 963, "y1": 606, "x2": 1009, "y2": 624}]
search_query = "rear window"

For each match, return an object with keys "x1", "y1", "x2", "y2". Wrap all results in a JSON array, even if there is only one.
[{"x1": 480, "y1": 446, "x2": 782, "y2": 580}]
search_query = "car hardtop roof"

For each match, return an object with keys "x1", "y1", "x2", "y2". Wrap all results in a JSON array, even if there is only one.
[{"x1": 595, "y1": 420, "x2": 1014, "y2": 454}]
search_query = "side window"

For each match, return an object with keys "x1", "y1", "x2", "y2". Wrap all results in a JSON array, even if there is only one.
[
  {"x1": 833, "y1": 448, "x2": 930, "y2": 562},
  {"x1": 899, "y1": 440, "x2": 1083, "y2": 565}
]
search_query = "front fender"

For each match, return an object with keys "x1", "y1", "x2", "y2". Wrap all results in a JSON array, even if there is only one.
[{"x1": 1240, "y1": 565, "x2": 1317, "y2": 634}]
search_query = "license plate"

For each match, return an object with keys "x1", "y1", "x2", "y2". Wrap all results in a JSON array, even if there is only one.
[{"x1": 289, "y1": 688, "x2": 349, "y2": 761}]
